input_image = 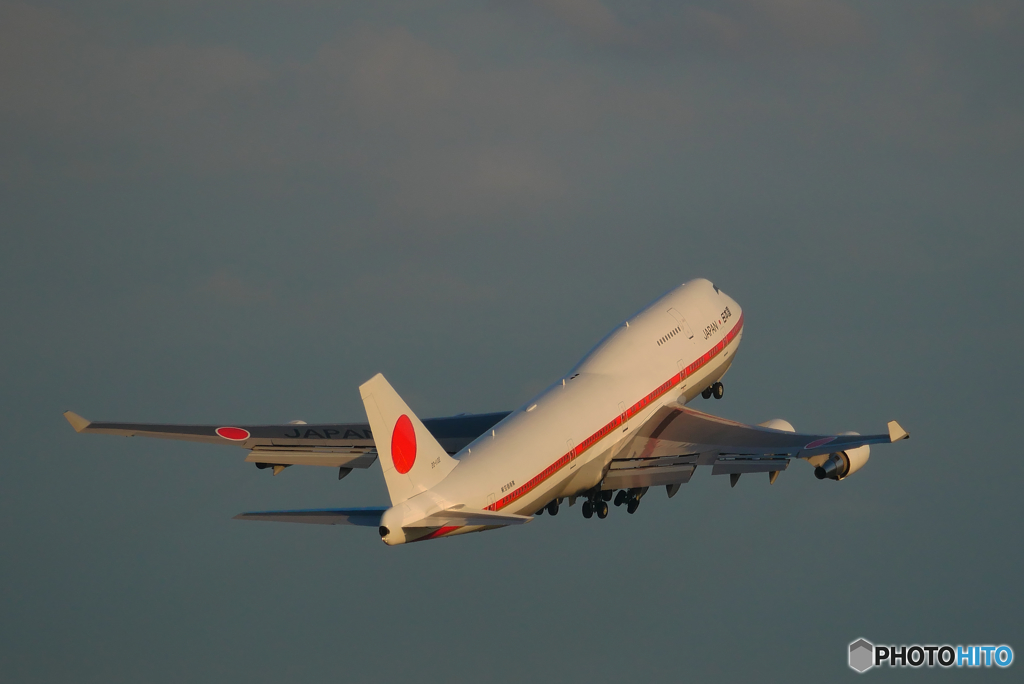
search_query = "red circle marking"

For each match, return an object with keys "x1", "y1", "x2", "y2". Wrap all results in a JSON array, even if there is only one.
[
  {"x1": 391, "y1": 414, "x2": 417, "y2": 474},
  {"x1": 804, "y1": 436, "x2": 836, "y2": 450},
  {"x1": 216, "y1": 426, "x2": 251, "y2": 441}
]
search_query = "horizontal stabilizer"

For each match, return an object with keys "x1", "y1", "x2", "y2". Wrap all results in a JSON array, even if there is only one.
[
  {"x1": 234, "y1": 507, "x2": 387, "y2": 527},
  {"x1": 405, "y1": 505, "x2": 533, "y2": 528}
]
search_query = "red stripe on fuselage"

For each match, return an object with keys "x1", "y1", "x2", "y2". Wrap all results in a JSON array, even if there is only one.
[{"x1": 428, "y1": 313, "x2": 744, "y2": 539}]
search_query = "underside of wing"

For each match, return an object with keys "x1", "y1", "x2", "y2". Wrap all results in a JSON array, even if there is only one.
[
  {"x1": 234, "y1": 507, "x2": 388, "y2": 526},
  {"x1": 605, "y1": 405, "x2": 908, "y2": 489}
]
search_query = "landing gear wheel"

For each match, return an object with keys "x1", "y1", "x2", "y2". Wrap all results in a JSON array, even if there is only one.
[
  {"x1": 626, "y1": 499, "x2": 639, "y2": 514},
  {"x1": 702, "y1": 387, "x2": 713, "y2": 399},
  {"x1": 712, "y1": 382, "x2": 724, "y2": 399},
  {"x1": 582, "y1": 501, "x2": 593, "y2": 519},
  {"x1": 614, "y1": 490, "x2": 627, "y2": 506},
  {"x1": 597, "y1": 501, "x2": 609, "y2": 519},
  {"x1": 546, "y1": 500, "x2": 559, "y2": 516},
  {"x1": 601, "y1": 490, "x2": 613, "y2": 502}
]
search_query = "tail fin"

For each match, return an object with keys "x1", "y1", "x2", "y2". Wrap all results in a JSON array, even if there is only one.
[{"x1": 359, "y1": 373, "x2": 459, "y2": 505}]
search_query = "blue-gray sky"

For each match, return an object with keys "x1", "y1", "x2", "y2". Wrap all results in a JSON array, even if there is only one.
[{"x1": 1, "y1": 1, "x2": 1022, "y2": 681}]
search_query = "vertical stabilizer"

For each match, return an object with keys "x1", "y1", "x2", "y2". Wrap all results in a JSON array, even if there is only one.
[{"x1": 359, "y1": 373, "x2": 458, "y2": 505}]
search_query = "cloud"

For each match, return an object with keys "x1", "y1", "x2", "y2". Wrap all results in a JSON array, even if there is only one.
[
  {"x1": 968, "y1": 0, "x2": 1024, "y2": 32},
  {"x1": 736, "y1": 0, "x2": 866, "y2": 50},
  {"x1": 0, "y1": 0, "x2": 1020, "y2": 230},
  {"x1": 0, "y1": 3, "x2": 268, "y2": 131},
  {"x1": 200, "y1": 271, "x2": 276, "y2": 306},
  {"x1": 385, "y1": 145, "x2": 569, "y2": 220},
  {"x1": 521, "y1": 0, "x2": 866, "y2": 55},
  {"x1": 310, "y1": 27, "x2": 460, "y2": 130},
  {"x1": 528, "y1": 0, "x2": 640, "y2": 46},
  {"x1": 0, "y1": 10, "x2": 694, "y2": 219}
]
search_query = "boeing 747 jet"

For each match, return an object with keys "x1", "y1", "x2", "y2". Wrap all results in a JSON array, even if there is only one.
[{"x1": 65, "y1": 279, "x2": 909, "y2": 545}]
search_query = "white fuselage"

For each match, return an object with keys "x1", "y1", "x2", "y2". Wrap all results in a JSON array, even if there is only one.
[{"x1": 382, "y1": 279, "x2": 744, "y2": 543}]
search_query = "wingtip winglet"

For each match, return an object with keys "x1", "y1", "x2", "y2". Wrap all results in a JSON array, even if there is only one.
[
  {"x1": 887, "y1": 420, "x2": 909, "y2": 442},
  {"x1": 63, "y1": 411, "x2": 91, "y2": 433}
]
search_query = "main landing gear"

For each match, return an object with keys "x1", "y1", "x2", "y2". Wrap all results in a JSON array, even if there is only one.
[
  {"x1": 613, "y1": 487, "x2": 647, "y2": 514},
  {"x1": 541, "y1": 488, "x2": 650, "y2": 520},
  {"x1": 581, "y1": 489, "x2": 612, "y2": 519},
  {"x1": 542, "y1": 499, "x2": 559, "y2": 516},
  {"x1": 702, "y1": 382, "x2": 724, "y2": 400}
]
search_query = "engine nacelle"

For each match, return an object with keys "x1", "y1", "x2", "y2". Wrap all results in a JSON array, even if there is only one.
[
  {"x1": 814, "y1": 432, "x2": 870, "y2": 481},
  {"x1": 758, "y1": 418, "x2": 795, "y2": 432}
]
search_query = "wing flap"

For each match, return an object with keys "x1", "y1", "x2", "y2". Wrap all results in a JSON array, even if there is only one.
[
  {"x1": 603, "y1": 463, "x2": 695, "y2": 489},
  {"x1": 710, "y1": 458, "x2": 790, "y2": 475},
  {"x1": 244, "y1": 447, "x2": 377, "y2": 469}
]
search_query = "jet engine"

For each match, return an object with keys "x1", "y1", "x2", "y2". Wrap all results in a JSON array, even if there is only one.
[{"x1": 814, "y1": 432, "x2": 870, "y2": 481}]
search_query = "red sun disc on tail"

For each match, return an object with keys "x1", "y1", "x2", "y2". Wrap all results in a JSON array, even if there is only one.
[
  {"x1": 391, "y1": 414, "x2": 417, "y2": 474},
  {"x1": 216, "y1": 426, "x2": 250, "y2": 441}
]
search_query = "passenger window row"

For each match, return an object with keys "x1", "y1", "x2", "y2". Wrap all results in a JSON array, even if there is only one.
[{"x1": 657, "y1": 327, "x2": 682, "y2": 346}]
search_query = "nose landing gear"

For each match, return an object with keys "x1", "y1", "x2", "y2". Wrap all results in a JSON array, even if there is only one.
[{"x1": 702, "y1": 382, "x2": 724, "y2": 399}]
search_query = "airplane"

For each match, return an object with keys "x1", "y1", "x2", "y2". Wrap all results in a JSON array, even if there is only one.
[{"x1": 64, "y1": 278, "x2": 909, "y2": 545}]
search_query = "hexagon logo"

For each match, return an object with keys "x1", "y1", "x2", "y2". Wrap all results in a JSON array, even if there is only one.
[{"x1": 849, "y1": 638, "x2": 874, "y2": 673}]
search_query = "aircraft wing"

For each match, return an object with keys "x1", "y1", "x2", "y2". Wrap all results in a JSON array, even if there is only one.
[
  {"x1": 63, "y1": 410, "x2": 510, "y2": 470},
  {"x1": 604, "y1": 404, "x2": 908, "y2": 489},
  {"x1": 234, "y1": 507, "x2": 388, "y2": 526}
]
